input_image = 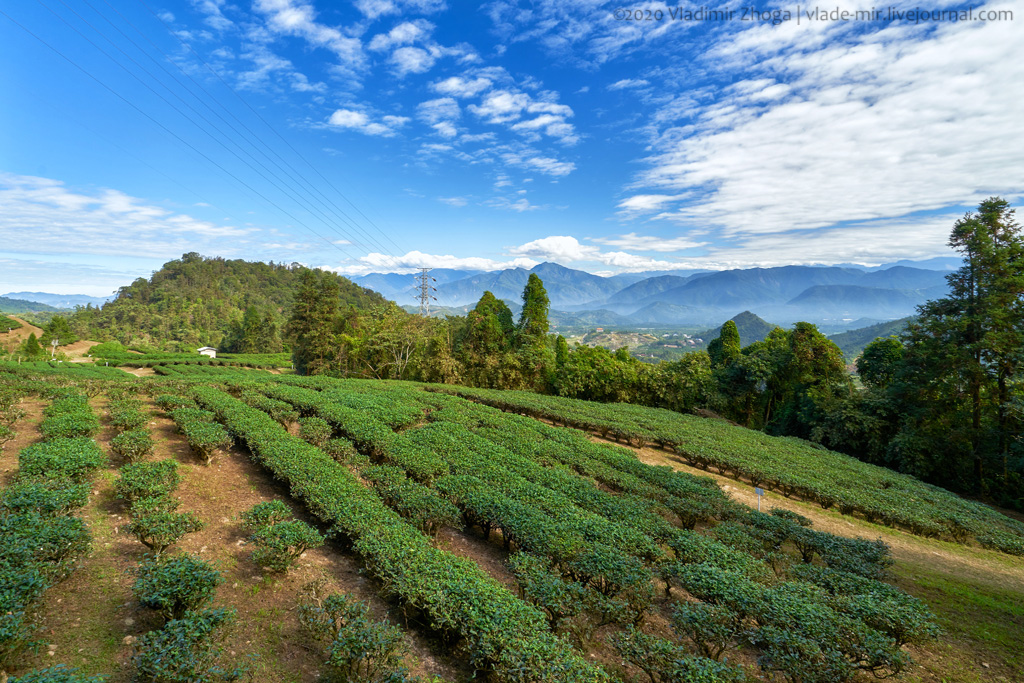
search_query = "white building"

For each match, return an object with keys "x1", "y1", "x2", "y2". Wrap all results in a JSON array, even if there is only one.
[{"x1": 197, "y1": 346, "x2": 217, "y2": 358}]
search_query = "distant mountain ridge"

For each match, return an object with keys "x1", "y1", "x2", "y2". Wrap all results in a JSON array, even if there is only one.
[
  {"x1": 355, "y1": 259, "x2": 953, "y2": 328},
  {"x1": 0, "y1": 296, "x2": 61, "y2": 314},
  {"x1": 2, "y1": 292, "x2": 111, "y2": 309}
]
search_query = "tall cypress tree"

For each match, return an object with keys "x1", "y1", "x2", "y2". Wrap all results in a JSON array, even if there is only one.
[
  {"x1": 518, "y1": 273, "x2": 550, "y2": 345},
  {"x1": 287, "y1": 270, "x2": 340, "y2": 375},
  {"x1": 894, "y1": 197, "x2": 1024, "y2": 495}
]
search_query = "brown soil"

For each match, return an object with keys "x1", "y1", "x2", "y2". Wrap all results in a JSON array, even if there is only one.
[
  {"x1": 121, "y1": 367, "x2": 155, "y2": 378},
  {"x1": 14, "y1": 396, "x2": 469, "y2": 681},
  {"x1": 0, "y1": 316, "x2": 44, "y2": 352},
  {"x1": 0, "y1": 397, "x2": 45, "y2": 487},
  {"x1": 62, "y1": 340, "x2": 101, "y2": 359}
]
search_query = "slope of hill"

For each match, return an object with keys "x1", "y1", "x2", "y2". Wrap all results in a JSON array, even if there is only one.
[
  {"x1": 786, "y1": 285, "x2": 931, "y2": 319},
  {"x1": 698, "y1": 310, "x2": 778, "y2": 346},
  {"x1": 829, "y1": 316, "x2": 914, "y2": 358},
  {"x1": 2, "y1": 291, "x2": 111, "y2": 308},
  {"x1": 0, "y1": 296, "x2": 60, "y2": 314},
  {"x1": 627, "y1": 301, "x2": 710, "y2": 325},
  {"x1": 68, "y1": 253, "x2": 385, "y2": 352}
]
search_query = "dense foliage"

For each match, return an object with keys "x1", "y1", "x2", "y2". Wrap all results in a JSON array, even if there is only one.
[{"x1": 65, "y1": 253, "x2": 384, "y2": 352}]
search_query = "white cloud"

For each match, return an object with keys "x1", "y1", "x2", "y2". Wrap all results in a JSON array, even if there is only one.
[
  {"x1": 431, "y1": 76, "x2": 492, "y2": 98},
  {"x1": 626, "y1": 3, "x2": 1024, "y2": 237},
  {"x1": 253, "y1": 0, "x2": 364, "y2": 74},
  {"x1": 327, "y1": 109, "x2": 409, "y2": 136},
  {"x1": 509, "y1": 235, "x2": 599, "y2": 261},
  {"x1": 616, "y1": 194, "x2": 685, "y2": 215},
  {"x1": 468, "y1": 90, "x2": 532, "y2": 123},
  {"x1": 608, "y1": 78, "x2": 650, "y2": 90},
  {"x1": 355, "y1": 0, "x2": 446, "y2": 19},
  {"x1": 592, "y1": 232, "x2": 707, "y2": 252},
  {"x1": 328, "y1": 250, "x2": 537, "y2": 276},
  {"x1": 485, "y1": 196, "x2": 541, "y2": 212},
  {"x1": 0, "y1": 173, "x2": 252, "y2": 258},
  {"x1": 391, "y1": 46, "x2": 435, "y2": 75},
  {"x1": 368, "y1": 20, "x2": 434, "y2": 51},
  {"x1": 192, "y1": 0, "x2": 231, "y2": 31},
  {"x1": 438, "y1": 196, "x2": 467, "y2": 206}
]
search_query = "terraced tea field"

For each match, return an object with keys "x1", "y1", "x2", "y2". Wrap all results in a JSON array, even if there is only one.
[{"x1": 1, "y1": 363, "x2": 1021, "y2": 682}]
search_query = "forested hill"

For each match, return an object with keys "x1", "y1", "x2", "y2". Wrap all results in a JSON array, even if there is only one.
[{"x1": 67, "y1": 253, "x2": 386, "y2": 352}]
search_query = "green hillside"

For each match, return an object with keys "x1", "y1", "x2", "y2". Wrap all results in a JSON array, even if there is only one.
[
  {"x1": 698, "y1": 310, "x2": 778, "y2": 346},
  {"x1": 67, "y1": 252, "x2": 386, "y2": 352},
  {"x1": 0, "y1": 296, "x2": 60, "y2": 314},
  {"x1": 829, "y1": 316, "x2": 913, "y2": 358}
]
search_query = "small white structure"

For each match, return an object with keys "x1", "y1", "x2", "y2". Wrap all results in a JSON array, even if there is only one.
[{"x1": 197, "y1": 346, "x2": 217, "y2": 358}]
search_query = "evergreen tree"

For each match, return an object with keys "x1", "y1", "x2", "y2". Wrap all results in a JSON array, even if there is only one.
[
  {"x1": 287, "y1": 270, "x2": 340, "y2": 375},
  {"x1": 21, "y1": 332, "x2": 43, "y2": 359},
  {"x1": 517, "y1": 274, "x2": 550, "y2": 344},
  {"x1": 890, "y1": 197, "x2": 1024, "y2": 497},
  {"x1": 707, "y1": 320, "x2": 741, "y2": 368},
  {"x1": 42, "y1": 315, "x2": 77, "y2": 347}
]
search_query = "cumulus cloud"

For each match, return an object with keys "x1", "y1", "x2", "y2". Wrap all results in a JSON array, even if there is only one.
[
  {"x1": 327, "y1": 109, "x2": 410, "y2": 136},
  {"x1": 0, "y1": 173, "x2": 252, "y2": 258},
  {"x1": 608, "y1": 78, "x2": 649, "y2": 90},
  {"x1": 253, "y1": 0, "x2": 364, "y2": 74},
  {"x1": 431, "y1": 75, "x2": 493, "y2": 98},
  {"x1": 329, "y1": 250, "x2": 537, "y2": 276},
  {"x1": 368, "y1": 20, "x2": 434, "y2": 51},
  {"x1": 622, "y1": 3, "x2": 1024, "y2": 238},
  {"x1": 592, "y1": 232, "x2": 707, "y2": 252}
]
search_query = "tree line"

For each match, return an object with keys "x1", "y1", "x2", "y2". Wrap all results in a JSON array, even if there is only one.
[{"x1": 288, "y1": 199, "x2": 1023, "y2": 509}]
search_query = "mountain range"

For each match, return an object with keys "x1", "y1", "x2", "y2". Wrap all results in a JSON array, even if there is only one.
[{"x1": 356, "y1": 259, "x2": 958, "y2": 328}]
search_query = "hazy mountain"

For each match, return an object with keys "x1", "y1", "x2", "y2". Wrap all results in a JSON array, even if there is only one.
[
  {"x1": 627, "y1": 301, "x2": 711, "y2": 325},
  {"x1": 0, "y1": 296, "x2": 61, "y2": 314},
  {"x1": 358, "y1": 260, "x2": 954, "y2": 326},
  {"x1": 353, "y1": 268, "x2": 484, "y2": 302},
  {"x1": 635, "y1": 266, "x2": 872, "y2": 309},
  {"x1": 786, "y1": 285, "x2": 933, "y2": 319},
  {"x1": 829, "y1": 317, "x2": 914, "y2": 359},
  {"x1": 3, "y1": 292, "x2": 110, "y2": 309},
  {"x1": 698, "y1": 311, "x2": 778, "y2": 346}
]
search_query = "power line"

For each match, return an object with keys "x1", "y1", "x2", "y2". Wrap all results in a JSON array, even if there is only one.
[{"x1": 1, "y1": 6, "x2": 355, "y2": 261}]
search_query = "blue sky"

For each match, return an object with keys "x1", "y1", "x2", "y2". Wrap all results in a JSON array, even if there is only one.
[{"x1": 1, "y1": 0, "x2": 1020, "y2": 295}]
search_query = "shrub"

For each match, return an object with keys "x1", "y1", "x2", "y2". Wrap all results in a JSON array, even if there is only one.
[
  {"x1": 240, "y1": 500, "x2": 291, "y2": 530},
  {"x1": 19, "y1": 438, "x2": 106, "y2": 481},
  {"x1": 111, "y1": 429, "x2": 155, "y2": 462},
  {"x1": 671, "y1": 602, "x2": 742, "y2": 661},
  {"x1": 128, "y1": 511, "x2": 205, "y2": 558},
  {"x1": 250, "y1": 520, "x2": 325, "y2": 572},
  {"x1": 298, "y1": 585, "x2": 409, "y2": 682},
  {"x1": 509, "y1": 553, "x2": 587, "y2": 630},
  {"x1": 324, "y1": 437, "x2": 360, "y2": 463},
  {"x1": 116, "y1": 460, "x2": 180, "y2": 505},
  {"x1": 8, "y1": 665, "x2": 108, "y2": 683},
  {"x1": 298, "y1": 416, "x2": 332, "y2": 448},
  {"x1": 132, "y1": 608, "x2": 243, "y2": 683},
  {"x1": 108, "y1": 399, "x2": 148, "y2": 432},
  {"x1": 1, "y1": 477, "x2": 90, "y2": 516},
  {"x1": 612, "y1": 628, "x2": 747, "y2": 683},
  {"x1": 133, "y1": 554, "x2": 222, "y2": 621},
  {"x1": 183, "y1": 422, "x2": 232, "y2": 466}
]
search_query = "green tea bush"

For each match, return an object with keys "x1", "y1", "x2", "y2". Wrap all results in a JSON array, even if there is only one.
[
  {"x1": 240, "y1": 500, "x2": 291, "y2": 530},
  {"x1": 1, "y1": 477, "x2": 90, "y2": 516},
  {"x1": 116, "y1": 460, "x2": 180, "y2": 504},
  {"x1": 131, "y1": 608, "x2": 243, "y2": 683},
  {"x1": 8, "y1": 665, "x2": 108, "y2": 683},
  {"x1": 671, "y1": 602, "x2": 742, "y2": 662},
  {"x1": 298, "y1": 416, "x2": 332, "y2": 448},
  {"x1": 612, "y1": 628, "x2": 747, "y2": 683},
  {"x1": 250, "y1": 520, "x2": 324, "y2": 572},
  {"x1": 19, "y1": 438, "x2": 106, "y2": 480},
  {"x1": 111, "y1": 429, "x2": 155, "y2": 462},
  {"x1": 133, "y1": 554, "x2": 223, "y2": 621},
  {"x1": 128, "y1": 511, "x2": 205, "y2": 558},
  {"x1": 298, "y1": 586, "x2": 409, "y2": 683}
]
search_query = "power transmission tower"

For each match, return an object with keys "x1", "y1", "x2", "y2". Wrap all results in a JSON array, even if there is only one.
[{"x1": 414, "y1": 268, "x2": 437, "y2": 317}]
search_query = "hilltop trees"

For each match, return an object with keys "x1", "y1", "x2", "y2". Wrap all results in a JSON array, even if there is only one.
[{"x1": 883, "y1": 198, "x2": 1024, "y2": 501}]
